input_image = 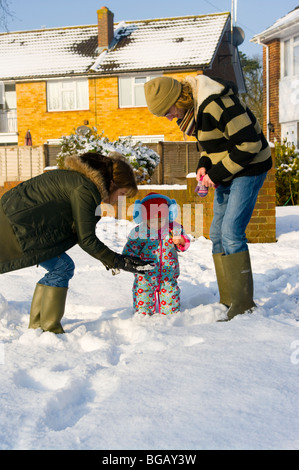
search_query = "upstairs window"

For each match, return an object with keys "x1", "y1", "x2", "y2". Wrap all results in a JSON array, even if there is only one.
[
  {"x1": 0, "y1": 83, "x2": 17, "y2": 111},
  {"x1": 47, "y1": 78, "x2": 89, "y2": 111},
  {"x1": 283, "y1": 36, "x2": 299, "y2": 77},
  {"x1": 119, "y1": 75, "x2": 160, "y2": 108}
]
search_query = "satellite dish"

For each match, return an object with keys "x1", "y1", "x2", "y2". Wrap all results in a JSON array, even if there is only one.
[
  {"x1": 229, "y1": 26, "x2": 245, "y2": 47},
  {"x1": 76, "y1": 125, "x2": 91, "y2": 136}
]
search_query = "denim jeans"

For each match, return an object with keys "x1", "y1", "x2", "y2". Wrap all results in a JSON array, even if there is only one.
[
  {"x1": 210, "y1": 173, "x2": 267, "y2": 255},
  {"x1": 39, "y1": 253, "x2": 75, "y2": 288}
]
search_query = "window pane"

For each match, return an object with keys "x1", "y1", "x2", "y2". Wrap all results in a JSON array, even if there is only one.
[
  {"x1": 294, "y1": 44, "x2": 299, "y2": 76},
  {"x1": 284, "y1": 39, "x2": 291, "y2": 77},
  {"x1": 119, "y1": 77, "x2": 132, "y2": 107},
  {"x1": 5, "y1": 84, "x2": 16, "y2": 109},
  {"x1": 47, "y1": 82, "x2": 61, "y2": 110},
  {"x1": 135, "y1": 77, "x2": 146, "y2": 84},
  {"x1": 62, "y1": 90, "x2": 75, "y2": 110},
  {"x1": 76, "y1": 80, "x2": 89, "y2": 109},
  {"x1": 134, "y1": 85, "x2": 146, "y2": 106},
  {"x1": 0, "y1": 82, "x2": 5, "y2": 108},
  {"x1": 47, "y1": 79, "x2": 88, "y2": 111}
]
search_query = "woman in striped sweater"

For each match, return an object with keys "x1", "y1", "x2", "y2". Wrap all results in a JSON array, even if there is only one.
[{"x1": 144, "y1": 75, "x2": 272, "y2": 321}]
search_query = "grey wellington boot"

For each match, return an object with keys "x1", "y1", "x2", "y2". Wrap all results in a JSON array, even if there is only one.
[
  {"x1": 222, "y1": 250, "x2": 256, "y2": 321},
  {"x1": 212, "y1": 253, "x2": 231, "y2": 308},
  {"x1": 40, "y1": 285, "x2": 67, "y2": 334},
  {"x1": 29, "y1": 283, "x2": 45, "y2": 329}
]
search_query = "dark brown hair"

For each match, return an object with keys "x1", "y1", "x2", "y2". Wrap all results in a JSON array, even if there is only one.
[{"x1": 80, "y1": 151, "x2": 138, "y2": 197}]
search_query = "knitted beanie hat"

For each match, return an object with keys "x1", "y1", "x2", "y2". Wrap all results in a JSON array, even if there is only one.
[{"x1": 144, "y1": 77, "x2": 182, "y2": 117}]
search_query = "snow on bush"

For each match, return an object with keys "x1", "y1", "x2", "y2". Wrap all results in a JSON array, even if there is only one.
[
  {"x1": 275, "y1": 139, "x2": 299, "y2": 206},
  {"x1": 57, "y1": 128, "x2": 160, "y2": 184},
  {"x1": 0, "y1": 293, "x2": 7, "y2": 315}
]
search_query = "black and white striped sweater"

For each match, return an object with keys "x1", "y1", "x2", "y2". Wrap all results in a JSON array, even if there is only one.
[{"x1": 186, "y1": 75, "x2": 272, "y2": 185}]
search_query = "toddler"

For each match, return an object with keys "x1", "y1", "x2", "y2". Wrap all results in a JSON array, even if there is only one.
[{"x1": 122, "y1": 193, "x2": 190, "y2": 315}]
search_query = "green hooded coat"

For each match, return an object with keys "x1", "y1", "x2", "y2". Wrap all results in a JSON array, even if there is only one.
[{"x1": 0, "y1": 154, "x2": 117, "y2": 274}]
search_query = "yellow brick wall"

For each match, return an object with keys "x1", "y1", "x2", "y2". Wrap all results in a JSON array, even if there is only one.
[
  {"x1": 0, "y1": 151, "x2": 276, "y2": 244},
  {"x1": 16, "y1": 81, "x2": 96, "y2": 146},
  {"x1": 122, "y1": 148, "x2": 276, "y2": 244},
  {"x1": 16, "y1": 72, "x2": 199, "y2": 146}
]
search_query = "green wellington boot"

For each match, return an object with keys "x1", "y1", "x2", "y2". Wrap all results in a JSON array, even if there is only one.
[
  {"x1": 212, "y1": 253, "x2": 231, "y2": 308},
  {"x1": 222, "y1": 250, "x2": 256, "y2": 321},
  {"x1": 29, "y1": 283, "x2": 45, "y2": 329},
  {"x1": 40, "y1": 285, "x2": 67, "y2": 334}
]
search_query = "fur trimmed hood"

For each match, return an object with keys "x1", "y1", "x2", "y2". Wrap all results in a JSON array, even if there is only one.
[{"x1": 64, "y1": 153, "x2": 109, "y2": 202}]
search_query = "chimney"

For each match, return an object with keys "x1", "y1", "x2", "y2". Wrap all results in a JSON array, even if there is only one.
[{"x1": 97, "y1": 6, "x2": 114, "y2": 50}]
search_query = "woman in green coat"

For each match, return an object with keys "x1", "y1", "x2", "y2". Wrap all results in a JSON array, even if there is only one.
[{"x1": 0, "y1": 151, "x2": 149, "y2": 334}]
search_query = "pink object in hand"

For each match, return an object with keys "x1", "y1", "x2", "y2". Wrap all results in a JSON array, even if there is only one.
[{"x1": 194, "y1": 176, "x2": 208, "y2": 197}]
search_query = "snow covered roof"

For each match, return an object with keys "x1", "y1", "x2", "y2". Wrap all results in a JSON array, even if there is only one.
[
  {"x1": 0, "y1": 25, "x2": 99, "y2": 80},
  {"x1": 91, "y1": 13, "x2": 230, "y2": 74},
  {"x1": 251, "y1": 6, "x2": 299, "y2": 43},
  {"x1": 0, "y1": 12, "x2": 230, "y2": 81}
]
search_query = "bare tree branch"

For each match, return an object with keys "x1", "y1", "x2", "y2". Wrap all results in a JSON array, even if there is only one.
[{"x1": 0, "y1": 0, "x2": 14, "y2": 31}]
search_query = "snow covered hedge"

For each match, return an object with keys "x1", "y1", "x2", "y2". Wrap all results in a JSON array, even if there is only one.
[
  {"x1": 56, "y1": 128, "x2": 160, "y2": 184},
  {"x1": 275, "y1": 140, "x2": 299, "y2": 206}
]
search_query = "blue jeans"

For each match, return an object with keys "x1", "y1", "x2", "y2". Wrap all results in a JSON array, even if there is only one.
[
  {"x1": 210, "y1": 173, "x2": 267, "y2": 255},
  {"x1": 39, "y1": 253, "x2": 75, "y2": 288}
]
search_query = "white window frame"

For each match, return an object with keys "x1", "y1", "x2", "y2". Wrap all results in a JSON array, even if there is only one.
[
  {"x1": 282, "y1": 35, "x2": 299, "y2": 78},
  {"x1": 47, "y1": 78, "x2": 89, "y2": 112},
  {"x1": 119, "y1": 135, "x2": 164, "y2": 144},
  {"x1": 0, "y1": 82, "x2": 17, "y2": 134},
  {"x1": 118, "y1": 75, "x2": 161, "y2": 108}
]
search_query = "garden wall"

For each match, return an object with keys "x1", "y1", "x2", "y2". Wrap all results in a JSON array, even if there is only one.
[
  {"x1": 0, "y1": 145, "x2": 276, "y2": 243},
  {"x1": 116, "y1": 151, "x2": 276, "y2": 243}
]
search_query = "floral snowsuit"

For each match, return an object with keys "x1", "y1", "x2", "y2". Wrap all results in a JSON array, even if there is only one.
[{"x1": 122, "y1": 221, "x2": 190, "y2": 315}]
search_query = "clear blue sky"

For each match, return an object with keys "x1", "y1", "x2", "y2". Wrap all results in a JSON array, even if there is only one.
[{"x1": 2, "y1": 0, "x2": 299, "y2": 57}]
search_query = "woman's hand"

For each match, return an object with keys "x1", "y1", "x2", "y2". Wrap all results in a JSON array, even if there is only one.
[
  {"x1": 196, "y1": 167, "x2": 215, "y2": 187},
  {"x1": 196, "y1": 167, "x2": 206, "y2": 181},
  {"x1": 114, "y1": 254, "x2": 154, "y2": 274},
  {"x1": 202, "y1": 174, "x2": 215, "y2": 188}
]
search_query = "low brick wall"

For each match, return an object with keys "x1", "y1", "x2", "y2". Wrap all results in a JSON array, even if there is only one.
[
  {"x1": 0, "y1": 150, "x2": 276, "y2": 244},
  {"x1": 0, "y1": 181, "x2": 22, "y2": 198},
  {"x1": 122, "y1": 151, "x2": 276, "y2": 243}
]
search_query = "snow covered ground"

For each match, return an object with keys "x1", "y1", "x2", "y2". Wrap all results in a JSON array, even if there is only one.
[{"x1": 0, "y1": 206, "x2": 298, "y2": 450}]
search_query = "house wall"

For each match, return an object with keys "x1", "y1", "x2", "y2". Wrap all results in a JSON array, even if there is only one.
[
  {"x1": 16, "y1": 72, "x2": 199, "y2": 147},
  {"x1": 16, "y1": 81, "x2": 96, "y2": 146}
]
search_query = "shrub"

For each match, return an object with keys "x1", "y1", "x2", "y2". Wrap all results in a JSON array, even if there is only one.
[
  {"x1": 275, "y1": 140, "x2": 299, "y2": 206},
  {"x1": 57, "y1": 127, "x2": 160, "y2": 184}
]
